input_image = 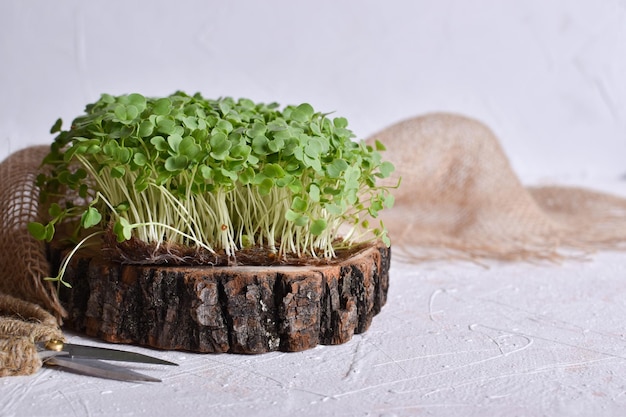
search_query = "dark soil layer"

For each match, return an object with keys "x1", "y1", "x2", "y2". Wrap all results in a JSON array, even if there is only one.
[{"x1": 105, "y1": 231, "x2": 375, "y2": 267}]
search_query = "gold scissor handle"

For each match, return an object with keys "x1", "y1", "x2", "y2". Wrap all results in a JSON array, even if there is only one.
[{"x1": 44, "y1": 339, "x2": 65, "y2": 352}]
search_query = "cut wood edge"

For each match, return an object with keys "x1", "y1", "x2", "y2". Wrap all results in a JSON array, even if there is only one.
[{"x1": 60, "y1": 241, "x2": 391, "y2": 353}]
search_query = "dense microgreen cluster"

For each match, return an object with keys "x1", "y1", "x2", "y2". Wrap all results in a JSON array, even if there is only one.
[{"x1": 31, "y1": 92, "x2": 395, "y2": 284}]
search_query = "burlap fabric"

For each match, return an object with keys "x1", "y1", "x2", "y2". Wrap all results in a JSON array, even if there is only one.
[
  {"x1": 2, "y1": 112, "x2": 626, "y2": 376},
  {"x1": 0, "y1": 146, "x2": 66, "y2": 377},
  {"x1": 369, "y1": 113, "x2": 626, "y2": 262},
  {"x1": 0, "y1": 293, "x2": 64, "y2": 376},
  {"x1": 0, "y1": 145, "x2": 66, "y2": 318}
]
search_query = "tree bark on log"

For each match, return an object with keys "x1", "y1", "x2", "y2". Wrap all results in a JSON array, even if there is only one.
[{"x1": 60, "y1": 241, "x2": 390, "y2": 353}]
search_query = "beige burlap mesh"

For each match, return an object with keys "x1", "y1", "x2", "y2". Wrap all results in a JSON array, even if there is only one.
[
  {"x1": 0, "y1": 146, "x2": 66, "y2": 318},
  {"x1": 2, "y1": 111, "x2": 626, "y2": 376},
  {"x1": 367, "y1": 113, "x2": 626, "y2": 262}
]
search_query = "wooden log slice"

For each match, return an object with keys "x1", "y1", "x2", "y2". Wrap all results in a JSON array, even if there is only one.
[{"x1": 60, "y1": 241, "x2": 390, "y2": 353}]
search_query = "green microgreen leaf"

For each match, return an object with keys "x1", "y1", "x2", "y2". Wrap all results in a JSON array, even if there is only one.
[
  {"x1": 326, "y1": 159, "x2": 349, "y2": 178},
  {"x1": 285, "y1": 210, "x2": 308, "y2": 227},
  {"x1": 48, "y1": 203, "x2": 63, "y2": 218},
  {"x1": 215, "y1": 119, "x2": 233, "y2": 133},
  {"x1": 114, "y1": 104, "x2": 127, "y2": 121},
  {"x1": 81, "y1": 207, "x2": 102, "y2": 229},
  {"x1": 157, "y1": 118, "x2": 176, "y2": 134},
  {"x1": 252, "y1": 135, "x2": 269, "y2": 155},
  {"x1": 79, "y1": 184, "x2": 89, "y2": 198},
  {"x1": 179, "y1": 136, "x2": 201, "y2": 159},
  {"x1": 247, "y1": 122, "x2": 266, "y2": 138},
  {"x1": 378, "y1": 161, "x2": 395, "y2": 178},
  {"x1": 133, "y1": 152, "x2": 148, "y2": 166},
  {"x1": 126, "y1": 105, "x2": 139, "y2": 120},
  {"x1": 127, "y1": 93, "x2": 147, "y2": 112},
  {"x1": 209, "y1": 132, "x2": 231, "y2": 160},
  {"x1": 43, "y1": 223, "x2": 55, "y2": 242},
  {"x1": 150, "y1": 136, "x2": 168, "y2": 152},
  {"x1": 110, "y1": 166, "x2": 126, "y2": 178},
  {"x1": 50, "y1": 118, "x2": 63, "y2": 134},
  {"x1": 290, "y1": 103, "x2": 314, "y2": 122},
  {"x1": 262, "y1": 163, "x2": 285, "y2": 178},
  {"x1": 153, "y1": 98, "x2": 171, "y2": 115},
  {"x1": 27, "y1": 222, "x2": 48, "y2": 241},
  {"x1": 309, "y1": 184, "x2": 320, "y2": 202},
  {"x1": 256, "y1": 177, "x2": 274, "y2": 195},
  {"x1": 165, "y1": 155, "x2": 189, "y2": 172},
  {"x1": 168, "y1": 134, "x2": 183, "y2": 153},
  {"x1": 239, "y1": 166, "x2": 255, "y2": 184},
  {"x1": 200, "y1": 164, "x2": 213, "y2": 179},
  {"x1": 291, "y1": 196, "x2": 308, "y2": 212},
  {"x1": 113, "y1": 217, "x2": 133, "y2": 242},
  {"x1": 384, "y1": 194, "x2": 395, "y2": 209},
  {"x1": 115, "y1": 201, "x2": 131, "y2": 212},
  {"x1": 310, "y1": 219, "x2": 327, "y2": 236},
  {"x1": 333, "y1": 117, "x2": 348, "y2": 128},
  {"x1": 138, "y1": 120, "x2": 154, "y2": 137}
]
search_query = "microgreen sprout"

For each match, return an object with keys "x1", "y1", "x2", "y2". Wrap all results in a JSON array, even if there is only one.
[{"x1": 31, "y1": 92, "x2": 395, "y2": 284}]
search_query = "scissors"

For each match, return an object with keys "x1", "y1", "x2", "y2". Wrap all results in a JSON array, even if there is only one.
[{"x1": 36, "y1": 339, "x2": 178, "y2": 382}]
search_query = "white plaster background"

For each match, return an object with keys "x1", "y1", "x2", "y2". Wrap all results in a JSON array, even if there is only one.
[{"x1": 1, "y1": 0, "x2": 625, "y2": 182}]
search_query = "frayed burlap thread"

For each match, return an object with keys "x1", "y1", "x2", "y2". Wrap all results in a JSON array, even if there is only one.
[{"x1": 367, "y1": 113, "x2": 626, "y2": 262}]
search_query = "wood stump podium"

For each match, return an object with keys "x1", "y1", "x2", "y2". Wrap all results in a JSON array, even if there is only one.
[{"x1": 60, "y1": 242, "x2": 391, "y2": 353}]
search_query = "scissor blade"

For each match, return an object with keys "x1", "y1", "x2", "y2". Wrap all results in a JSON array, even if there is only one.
[
  {"x1": 46, "y1": 356, "x2": 162, "y2": 382},
  {"x1": 61, "y1": 343, "x2": 177, "y2": 366}
]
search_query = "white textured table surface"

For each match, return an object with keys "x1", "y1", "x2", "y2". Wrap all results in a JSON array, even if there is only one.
[{"x1": 4, "y1": 183, "x2": 626, "y2": 417}]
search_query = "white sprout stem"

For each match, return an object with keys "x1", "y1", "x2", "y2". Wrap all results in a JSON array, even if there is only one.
[{"x1": 52, "y1": 231, "x2": 104, "y2": 288}]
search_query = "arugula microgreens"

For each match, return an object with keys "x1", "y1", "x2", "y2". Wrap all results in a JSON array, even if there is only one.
[{"x1": 31, "y1": 92, "x2": 395, "y2": 287}]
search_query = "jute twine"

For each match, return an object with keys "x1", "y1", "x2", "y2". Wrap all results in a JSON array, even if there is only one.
[
  {"x1": 2, "y1": 111, "x2": 626, "y2": 376},
  {"x1": 0, "y1": 294, "x2": 64, "y2": 377}
]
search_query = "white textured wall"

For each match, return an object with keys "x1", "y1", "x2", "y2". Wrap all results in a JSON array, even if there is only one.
[{"x1": 1, "y1": 0, "x2": 625, "y2": 181}]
